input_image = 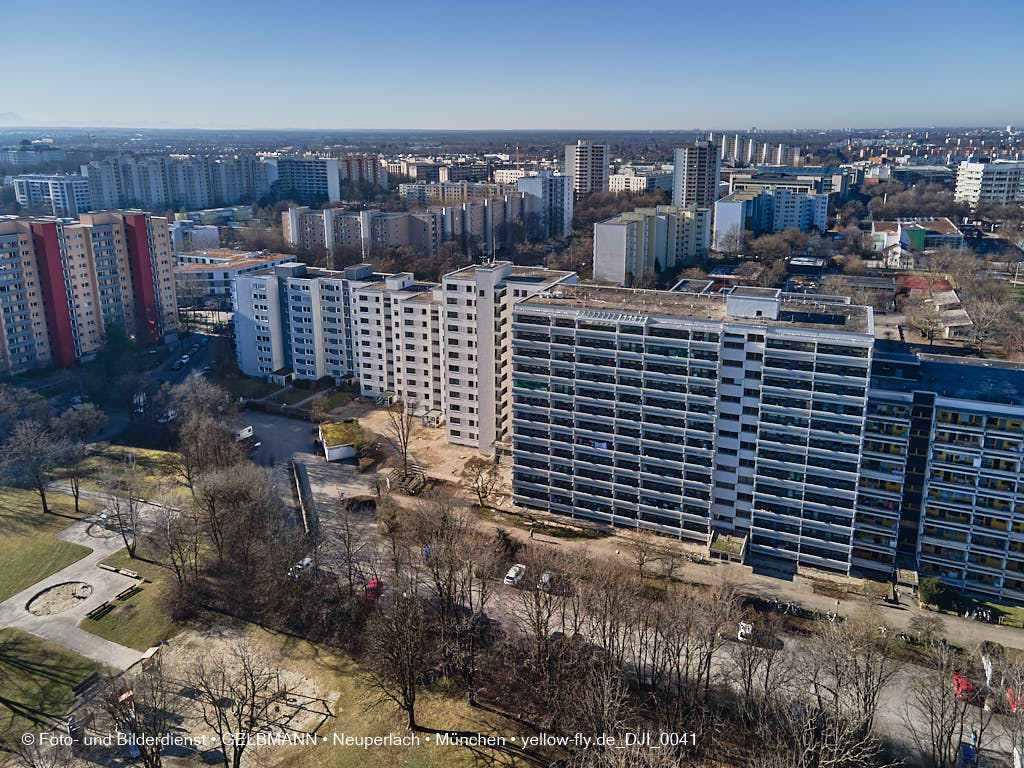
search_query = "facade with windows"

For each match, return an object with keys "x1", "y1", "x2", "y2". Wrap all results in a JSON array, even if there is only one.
[{"x1": 511, "y1": 285, "x2": 875, "y2": 574}]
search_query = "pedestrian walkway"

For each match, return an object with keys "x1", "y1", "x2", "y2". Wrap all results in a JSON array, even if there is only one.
[{"x1": 0, "y1": 514, "x2": 143, "y2": 670}]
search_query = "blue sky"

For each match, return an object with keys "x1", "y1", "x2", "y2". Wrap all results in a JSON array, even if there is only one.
[{"x1": 4, "y1": 0, "x2": 1022, "y2": 129}]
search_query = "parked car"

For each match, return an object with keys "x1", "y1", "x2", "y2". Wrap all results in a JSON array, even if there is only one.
[
  {"x1": 365, "y1": 578, "x2": 383, "y2": 600},
  {"x1": 288, "y1": 557, "x2": 313, "y2": 580},
  {"x1": 504, "y1": 564, "x2": 526, "y2": 587},
  {"x1": 538, "y1": 571, "x2": 555, "y2": 592},
  {"x1": 171, "y1": 359, "x2": 184, "y2": 371},
  {"x1": 954, "y1": 674, "x2": 979, "y2": 702}
]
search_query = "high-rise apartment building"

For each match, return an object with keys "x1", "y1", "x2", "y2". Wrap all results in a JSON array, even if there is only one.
[
  {"x1": 81, "y1": 155, "x2": 276, "y2": 211},
  {"x1": 954, "y1": 160, "x2": 1024, "y2": 207},
  {"x1": 174, "y1": 249, "x2": 295, "y2": 307},
  {"x1": 282, "y1": 206, "x2": 441, "y2": 258},
  {"x1": 565, "y1": 140, "x2": 610, "y2": 198},
  {"x1": 593, "y1": 205, "x2": 711, "y2": 283},
  {"x1": 337, "y1": 154, "x2": 388, "y2": 187},
  {"x1": 672, "y1": 142, "x2": 721, "y2": 208},
  {"x1": 231, "y1": 262, "x2": 1024, "y2": 602},
  {"x1": 0, "y1": 212, "x2": 177, "y2": 375},
  {"x1": 398, "y1": 181, "x2": 520, "y2": 204},
  {"x1": 273, "y1": 157, "x2": 341, "y2": 204},
  {"x1": 13, "y1": 174, "x2": 93, "y2": 217},
  {"x1": 511, "y1": 285, "x2": 874, "y2": 573},
  {"x1": 713, "y1": 189, "x2": 828, "y2": 250},
  {"x1": 517, "y1": 172, "x2": 574, "y2": 239},
  {"x1": 235, "y1": 262, "x2": 575, "y2": 457},
  {"x1": 235, "y1": 262, "x2": 388, "y2": 381}
]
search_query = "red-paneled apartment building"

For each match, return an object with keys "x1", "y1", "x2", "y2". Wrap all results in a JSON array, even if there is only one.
[{"x1": 0, "y1": 211, "x2": 177, "y2": 375}]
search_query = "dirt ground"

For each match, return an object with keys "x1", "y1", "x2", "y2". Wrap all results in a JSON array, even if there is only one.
[{"x1": 323, "y1": 399, "x2": 1024, "y2": 656}]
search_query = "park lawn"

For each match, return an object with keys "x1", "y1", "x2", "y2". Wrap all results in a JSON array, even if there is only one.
[
  {"x1": 322, "y1": 388, "x2": 355, "y2": 410},
  {"x1": 254, "y1": 630, "x2": 519, "y2": 768},
  {"x1": 77, "y1": 443, "x2": 180, "y2": 493},
  {"x1": 0, "y1": 488, "x2": 98, "y2": 603},
  {"x1": 0, "y1": 628, "x2": 105, "y2": 741},
  {"x1": 78, "y1": 546, "x2": 182, "y2": 651},
  {"x1": 275, "y1": 387, "x2": 320, "y2": 406}
]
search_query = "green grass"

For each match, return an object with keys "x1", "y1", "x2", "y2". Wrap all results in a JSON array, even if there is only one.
[
  {"x1": 530, "y1": 522, "x2": 604, "y2": 540},
  {"x1": 321, "y1": 388, "x2": 355, "y2": 410},
  {"x1": 321, "y1": 420, "x2": 362, "y2": 448},
  {"x1": 0, "y1": 488, "x2": 97, "y2": 603},
  {"x1": 275, "y1": 388, "x2": 318, "y2": 406},
  {"x1": 78, "y1": 443, "x2": 180, "y2": 492},
  {"x1": 78, "y1": 546, "x2": 181, "y2": 651},
  {"x1": 0, "y1": 628, "x2": 105, "y2": 741}
]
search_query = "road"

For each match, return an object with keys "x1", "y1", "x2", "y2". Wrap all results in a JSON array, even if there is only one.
[{"x1": 243, "y1": 411, "x2": 320, "y2": 467}]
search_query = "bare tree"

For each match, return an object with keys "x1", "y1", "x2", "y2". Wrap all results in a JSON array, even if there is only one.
[
  {"x1": 905, "y1": 297, "x2": 945, "y2": 346},
  {"x1": 0, "y1": 420, "x2": 69, "y2": 514},
  {"x1": 98, "y1": 663, "x2": 174, "y2": 768},
  {"x1": 186, "y1": 643, "x2": 290, "y2": 768},
  {"x1": 192, "y1": 463, "x2": 274, "y2": 565},
  {"x1": 382, "y1": 399, "x2": 418, "y2": 476},
  {"x1": 903, "y1": 645, "x2": 974, "y2": 768},
  {"x1": 149, "y1": 505, "x2": 201, "y2": 612},
  {"x1": 625, "y1": 531, "x2": 659, "y2": 582},
  {"x1": 59, "y1": 441, "x2": 92, "y2": 515},
  {"x1": 55, "y1": 403, "x2": 106, "y2": 442},
  {"x1": 100, "y1": 453, "x2": 146, "y2": 557},
  {"x1": 366, "y1": 586, "x2": 427, "y2": 729},
  {"x1": 461, "y1": 456, "x2": 500, "y2": 508},
  {"x1": 3, "y1": 739, "x2": 79, "y2": 768}
]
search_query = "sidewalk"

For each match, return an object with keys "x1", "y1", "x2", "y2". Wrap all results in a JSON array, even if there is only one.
[{"x1": 0, "y1": 515, "x2": 144, "y2": 670}]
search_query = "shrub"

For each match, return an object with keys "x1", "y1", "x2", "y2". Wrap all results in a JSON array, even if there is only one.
[{"x1": 918, "y1": 576, "x2": 950, "y2": 608}]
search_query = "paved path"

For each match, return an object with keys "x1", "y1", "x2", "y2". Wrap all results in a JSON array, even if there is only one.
[{"x1": 0, "y1": 513, "x2": 144, "y2": 670}]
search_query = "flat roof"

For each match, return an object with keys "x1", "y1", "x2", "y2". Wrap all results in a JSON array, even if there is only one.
[
  {"x1": 174, "y1": 250, "x2": 293, "y2": 272},
  {"x1": 873, "y1": 218, "x2": 961, "y2": 236},
  {"x1": 446, "y1": 263, "x2": 574, "y2": 283},
  {"x1": 919, "y1": 357, "x2": 1024, "y2": 406},
  {"x1": 519, "y1": 284, "x2": 872, "y2": 334}
]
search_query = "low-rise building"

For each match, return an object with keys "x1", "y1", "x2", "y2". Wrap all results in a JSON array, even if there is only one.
[
  {"x1": 609, "y1": 169, "x2": 673, "y2": 194},
  {"x1": 871, "y1": 218, "x2": 965, "y2": 268}
]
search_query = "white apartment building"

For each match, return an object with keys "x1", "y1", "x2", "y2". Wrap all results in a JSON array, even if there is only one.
[
  {"x1": 273, "y1": 157, "x2": 342, "y2": 204},
  {"x1": 174, "y1": 249, "x2": 295, "y2": 307},
  {"x1": 565, "y1": 140, "x2": 610, "y2": 197},
  {"x1": 954, "y1": 160, "x2": 1024, "y2": 207},
  {"x1": 235, "y1": 263, "x2": 384, "y2": 380},
  {"x1": 512, "y1": 285, "x2": 875, "y2": 574},
  {"x1": 609, "y1": 169, "x2": 673, "y2": 195},
  {"x1": 673, "y1": 142, "x2": 720, "y2": 208},
  {"x1": 351, "y1": 274, "x2": 446, "y2": 415},
  {"x1": 713, "y1": 188, "x2": 828, "y2": 250},
  {"x1": 594, "y1": 205, "x2": 711, "y2": 284},
  {"x1": 13, "y1": 174, "x2": 92, "y2": 217},
  {"x1": 494, "y1": 169, "x2": 526, "y2": 184},
  {"x1": 235, "y1": 260, "x2": 575, "y2": 457},
  {"x1": 517, "y1": 172, "x2": 574, "y2": 239}
]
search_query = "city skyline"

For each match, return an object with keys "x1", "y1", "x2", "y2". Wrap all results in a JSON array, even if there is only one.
[{"x1": 4, "y1": 0, "x2": 1022, "y2": 131}]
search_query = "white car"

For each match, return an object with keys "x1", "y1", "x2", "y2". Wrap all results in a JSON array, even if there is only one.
[
  {"x1": 738, "y1": 621, "x2": 754, "y2": 642},
  {"x1": 504, "y1": 563, "x2": 526, "y2": 587}
]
